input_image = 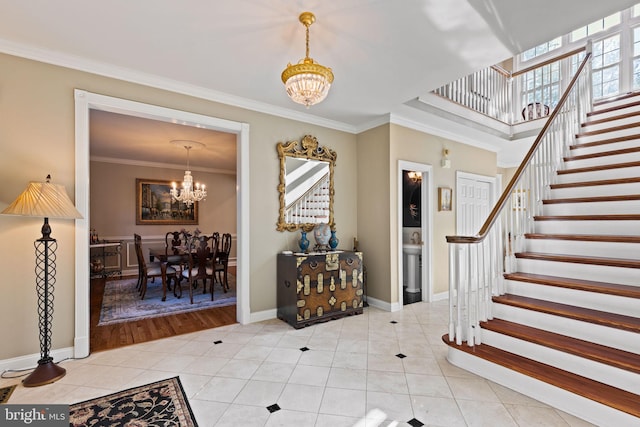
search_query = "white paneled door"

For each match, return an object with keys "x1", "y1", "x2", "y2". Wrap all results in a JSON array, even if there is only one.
[{"x1": 456, "y1": 174, "x2": 493, "y2": 236}]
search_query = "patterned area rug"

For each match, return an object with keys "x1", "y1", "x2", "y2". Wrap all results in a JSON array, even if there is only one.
[
  {"x1": 69, "y1": 377, "x2": 197, "y2": 426},
  {"x1": 98, "y1": 275, "x2": 236, "y2": 325},
  {"x1": 0, "y1": 384, "x2": 16, "y2": 403}
]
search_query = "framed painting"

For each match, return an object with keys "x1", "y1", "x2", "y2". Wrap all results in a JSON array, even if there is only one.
[
  {"x1": 438, "y1": 187, "x2": 452, "y2": 211},
  {"x1": 136, "y1": 178, "x2": 199, "y2": 225}
]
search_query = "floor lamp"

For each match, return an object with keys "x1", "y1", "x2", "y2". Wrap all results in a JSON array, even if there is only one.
[{"x1": 1, "y1": 175, "x2": 82, "y2": 387}]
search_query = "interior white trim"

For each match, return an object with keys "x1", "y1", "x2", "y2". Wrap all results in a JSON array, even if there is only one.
[
  {"x1": 74, "y1": 90, "x2": 250, "y2": 358},
  {"x1": 397, "y1": 161, "x2": 434, "y2": 308}
]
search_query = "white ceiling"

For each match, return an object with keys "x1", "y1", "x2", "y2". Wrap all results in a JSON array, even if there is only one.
[{"x1": 1, "y1": 0, "x2": 637, "y2": 168}]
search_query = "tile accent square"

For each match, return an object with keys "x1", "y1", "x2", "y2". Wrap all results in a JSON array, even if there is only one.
[
  {"x1": 407, "y1": 418, "x2": 425, "y2": 427},
  {"x1": 214, "y1": 340, "x2": 223, "y2": 344},
  {"x1": 266, "y1": 403, "x2": 281, "y2": 413},
  {"x1": 396, "y1": 353, "x2": 407, "y2": 359},
  {"x1": 390, "y1": 320, "x2": 398, "y2": 324},
  {"x1": 300, "y1": 346, "x2": 310, "y2": 352}
]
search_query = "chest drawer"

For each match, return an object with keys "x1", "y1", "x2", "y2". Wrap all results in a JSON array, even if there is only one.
[{"x1": 278, "y1": 251, "x2": 363, "y2": 328}]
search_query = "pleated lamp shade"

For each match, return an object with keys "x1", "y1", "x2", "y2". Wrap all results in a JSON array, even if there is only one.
[{"x1": 2, "y1": 175, "x2": 82, "y2": 219}]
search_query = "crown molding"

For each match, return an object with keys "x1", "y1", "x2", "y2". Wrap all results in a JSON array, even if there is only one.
[
  {"x1": 0, "y1": 38, "x2": 357, "y2": 134},
  {"x1": 90, "y1": 155, "x2": 236, "y2": 175}
]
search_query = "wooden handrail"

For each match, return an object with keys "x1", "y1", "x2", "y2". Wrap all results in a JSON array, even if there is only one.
[
  {"x1": 446, "y1": 51, "x2": 592, "y2": 244},
  {"x1": 512, "y1": 47, "x2": 586, "y2": 77}
]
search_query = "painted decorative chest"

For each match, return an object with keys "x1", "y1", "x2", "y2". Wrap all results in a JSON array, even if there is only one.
[{"x1": 277, "y1": 251, "x2": 364, "y2": 328}]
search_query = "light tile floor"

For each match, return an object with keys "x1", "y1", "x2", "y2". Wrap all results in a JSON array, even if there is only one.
[{"x1": 2, "y1": 300, "x2": 596, "y2": 426}]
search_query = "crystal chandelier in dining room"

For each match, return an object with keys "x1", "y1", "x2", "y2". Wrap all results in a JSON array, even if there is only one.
[
  {"x1": 170, "y1": 140, "x2": 207, "y2": 207},
  {"x1": 281, "y1": 11, "x2": 334, "y2": 108}
]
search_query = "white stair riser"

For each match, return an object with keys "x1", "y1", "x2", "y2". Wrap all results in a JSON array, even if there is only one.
[
  {"x1": 575, "y1": 127, "x2": 640, "y2": 144},
  {"x1": 555, "y1": 166, "x2": 640, "y2": 183},
  {"x1": 592, "y1": 97, "x2": 640, "y2": 112},
  {"x1": 534, "y1": 219, "x2": 640, "y2": 235},
  {"x1": 481, "y1": 329, "x2": 640, "y2": 395},
  {"x1": 447, "y1": 348, "x2": 640, "y2": 427},
  {"x1": 524, "y1": 238, "x2": 640, "y2": 260},
  {"x1": 570, "y1": 139, "x2": 640, "y2": 156},
  {"x1": 549, "y1": 183, "x2": 640, "y2": 198},
  {"x1": 542, "y1": 199, "x2": 640, "y2": 215},
  {"x1": 492, "y1": 303, "x2": 640, "y2": 354},
  {"x1": 582, "y1": 114, "x2": 640, "y2": 131},
  {"x1": 516, "y1": 258, "x2": 639, "y2": 286},
  {"x1": 565, "y1": 151, "x2": 640, "y2": 167},
  {"x1": 504, "y1": 279, "x2": 640, "y2": 317}
]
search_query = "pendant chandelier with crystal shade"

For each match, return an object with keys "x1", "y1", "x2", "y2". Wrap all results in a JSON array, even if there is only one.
[
  {"x1": 281, "y1": 12, "x2": 334, "y2": 108},
  {"x1": 170, "y1": 140, "x2": 206, "y2": 207}
]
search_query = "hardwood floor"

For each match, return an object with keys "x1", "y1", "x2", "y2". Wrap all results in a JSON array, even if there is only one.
[{"x1": 89, "y1": 267, "x2": 237, "y2": 353}]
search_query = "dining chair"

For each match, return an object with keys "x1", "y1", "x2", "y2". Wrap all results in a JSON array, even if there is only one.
[
  {"x1": 164, "y1": 230, "x2": 188, "y2": 289},
  {"x1": 134, "y1": 234, "x2": 177, "y2": 300},
  {"x1": 180, "y1": 234, "x2": 216, "y2": 303},
  {"x1": 214, "y1": 233, "x2": 232, "y2": 292}
]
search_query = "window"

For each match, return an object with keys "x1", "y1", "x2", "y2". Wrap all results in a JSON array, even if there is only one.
[
  {"x1": 633, "y1": 26, "x2": 640, "y2": 89},
  {"x1": 591, "y1": 35, "x2": 621, "y2": 98},
  {"x1": 571, "y1": 12, "x2": 621, "y2": 41},
  {"x1": 521, "y1": 62, "x2": 561, "y2": 108},
  {"x1": 521, "y1": 38, "x2": 562, "y2": 62}
]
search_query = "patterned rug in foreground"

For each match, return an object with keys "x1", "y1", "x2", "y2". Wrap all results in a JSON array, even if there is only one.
[
  {"x1": 69, "y1": 377, "x2": 198, "y2": 426},
  {"x1": 0, "y1": 384, "x2": 16, "y2": 403},
  {"x1": 99, "y1": 275, "x2": 236, "y2": 325}
]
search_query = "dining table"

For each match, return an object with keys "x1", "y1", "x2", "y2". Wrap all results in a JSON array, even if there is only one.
[{"x1": 148, "y1": 247, "x2": 187, "y2": 301}]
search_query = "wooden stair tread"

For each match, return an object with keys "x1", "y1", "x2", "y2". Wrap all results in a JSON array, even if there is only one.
[
  {"x1": 543, "y1": 194, "x2": 640, "y2": 203},
  {"x1": 524, "y1": 233, "x2": 640, "y2": 243},
  {"x1": 504, "y1": 271, "x2": 640, "y2": 299},
  {"x1": 534, "y1": 214, "x2": 640, "y2": 220},
  {"x1": 515, "y1": 251, "x2": 640, "y2": 269},
  {"x1": 576, "y1": 121, "x2": 640, "y2": 137},
  {"x1": 550, "y1": 177, "x2": 640, "y2": 189},
  {"x1": 481, "y1": 318, "x2": 640, "y2": 374},
  {"x1": 492, "y1": 294, "x2": 640, "y2": 333},
  {"x1": 564, "y1": 146, "x2": 640, "y2": 162},
  {"x1": 557, "y1": 161, "x2": 640, "y2": 175},
  {"x1": 441, "y1": 334, "x2": 640, "y2": 417}
]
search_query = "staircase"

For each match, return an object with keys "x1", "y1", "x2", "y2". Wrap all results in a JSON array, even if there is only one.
[
  {"x1": 285, "y1": 174, "x2": 331, "y2": 224},
  {"x1": 444, "y1": 93, "x2": 640, "y2": 425}
]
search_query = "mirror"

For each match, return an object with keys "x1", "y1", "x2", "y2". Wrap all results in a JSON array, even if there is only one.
[{"x1": 277, "y1": 135, "x2": 336, "y2": 232}]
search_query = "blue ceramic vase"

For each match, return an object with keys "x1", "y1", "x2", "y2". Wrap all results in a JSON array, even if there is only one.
[
  {"x1": 329, "y1": 230, "x2": 339, "y2": 250},
  {"x1": 299, "y1": 231, "x2": 310, "y2": 252}
]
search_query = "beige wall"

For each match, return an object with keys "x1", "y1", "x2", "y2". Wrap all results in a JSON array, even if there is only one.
[
  {"x1": 356, "y1": 125, "x2": 392, "y2": 303},
  {"x1": 91, "y1": 161, "x2": 236, "y2": 237},
  {"x1": 90, "y1": 161, "x2": 238, "y2": 269},
  {"x1": 390, "y1": 124, "x2": 497, "y2": 296},
  {"x1": 0, "y1": 52, "x2": 357, "y2": 360},
  {"x1": 0, "y1": 51, "x2": 497, "y2": 362}
]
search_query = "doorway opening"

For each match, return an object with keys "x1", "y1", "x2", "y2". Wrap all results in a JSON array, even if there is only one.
[
  {"x1": 397, "y1": 161, "x2": 433, "y2": 308},
  {"x1": 74, "y1": 90, "x2": 250, "y2": 358}
]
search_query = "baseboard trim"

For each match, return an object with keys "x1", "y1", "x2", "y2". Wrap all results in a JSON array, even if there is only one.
[
  {"x1": 432, "y1": 291, "x2": 449, "y2": 301},
  {"x1": 0, "y1": 347, "x2": 75, "y2": 374},
  {"x1": 366, "y1": 296, "x2": 396, "y2": 312},
  {"x1": 250, "y1": 308, "x2": 277, "y2": 323}
]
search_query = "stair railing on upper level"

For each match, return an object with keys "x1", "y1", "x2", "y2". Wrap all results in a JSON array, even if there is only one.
[
  {"x1": 433, "y1": 45, "x2": 589, "y2": 126},
  {"x1": 446, "y1": 45, "x2": 593, "y2": 347}
]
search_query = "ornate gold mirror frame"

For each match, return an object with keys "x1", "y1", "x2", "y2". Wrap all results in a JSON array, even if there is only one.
[{"x1": 277, "y1": 135, "x2": 337, "y2": 232}]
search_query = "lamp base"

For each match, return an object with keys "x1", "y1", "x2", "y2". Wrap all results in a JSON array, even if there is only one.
[{"x1": 22, "y1": 358, "x2": 66, "y2": 387}]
